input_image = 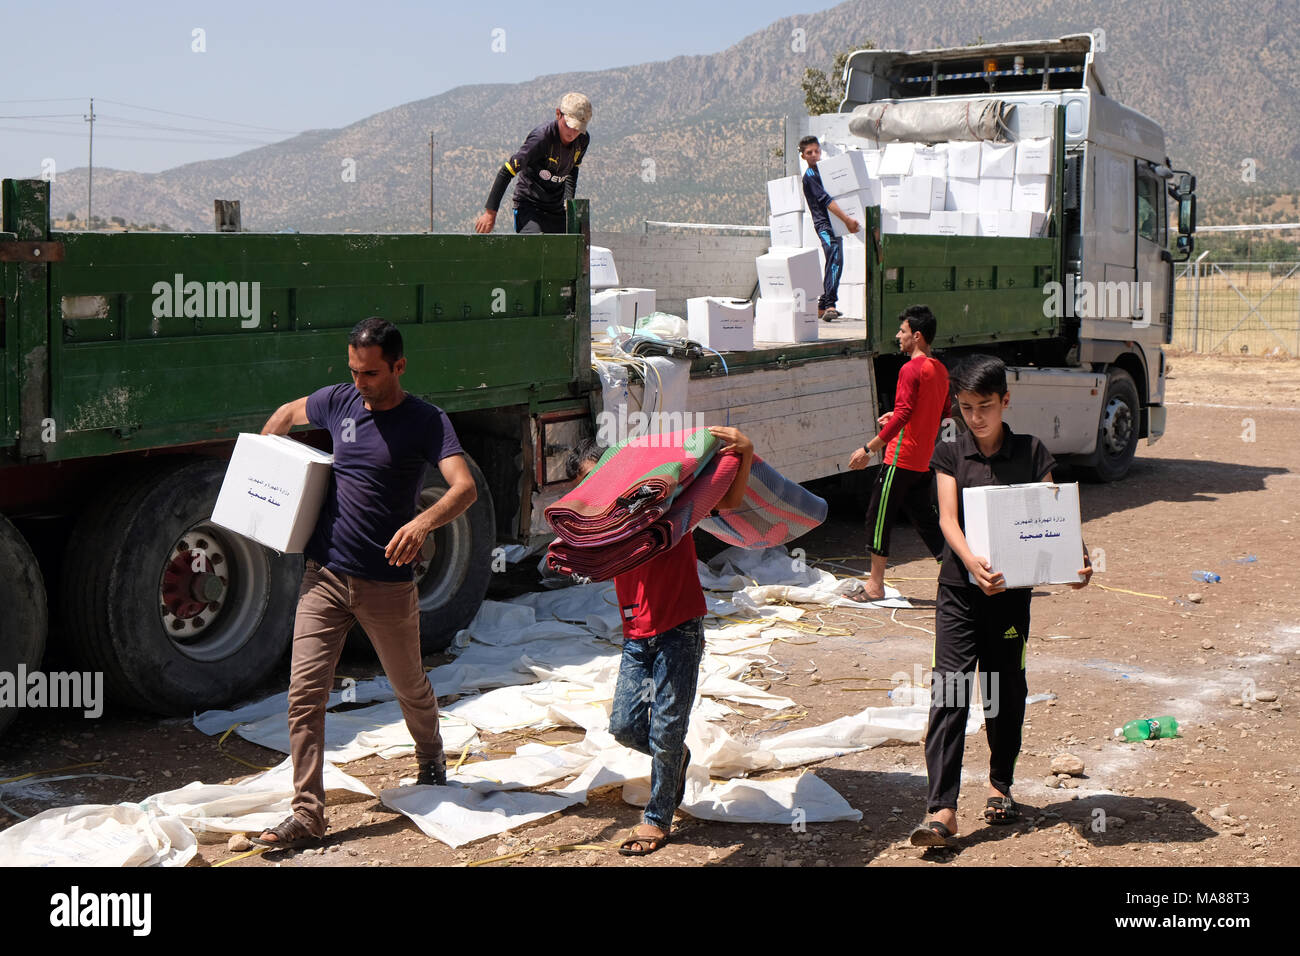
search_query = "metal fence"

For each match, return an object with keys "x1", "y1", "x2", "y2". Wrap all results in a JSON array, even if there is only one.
[{"x1": 1173, "y1": 260, "x2": 1300, "y2": 356}]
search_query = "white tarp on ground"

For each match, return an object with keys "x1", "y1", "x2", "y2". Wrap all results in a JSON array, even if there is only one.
[
  {"x1": 140, "y1": 759, "x2": 373, "y2": 836},
  {"x1": 0, "y1": 803, "x2": 198, "y2": 867},
  {"x1": 9, "y1": 545, "x2": 954, "y2": 861}
]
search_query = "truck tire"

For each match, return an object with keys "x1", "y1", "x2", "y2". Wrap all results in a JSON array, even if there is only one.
[
  {"x1": 1082, "y1": 369, "x2": 1140, "y2": 482},
  {"x1": 61, "y1": 459, "x2": 300, "y2": 715},
  {"x1": 0, "y1": 515, "x2": 48, "y2": 738},
  {"x1": 350, "y1": 454, "x2": 496, "y2": 656}
]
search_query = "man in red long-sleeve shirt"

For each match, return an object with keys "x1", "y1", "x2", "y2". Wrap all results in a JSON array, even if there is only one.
[{"x1": 848, "y1": 305, "x2": 950, "y2": 601}]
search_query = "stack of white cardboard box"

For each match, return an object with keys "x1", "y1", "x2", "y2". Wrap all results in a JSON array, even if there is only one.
[
  {"x1": 588, "y1": 246, "x2": 659, "y2": 339},
  {"x1": 760, "y1": 136, "x2": 1054, "y2": 326}
]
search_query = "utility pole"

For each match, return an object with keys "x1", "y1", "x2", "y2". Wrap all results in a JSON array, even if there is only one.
[
  {"x1": 429, "y1": 133, "x2": 435, "y2": 233},
  {"x1": 84, "y1": 97, "x2": 96, "y2": 225}
]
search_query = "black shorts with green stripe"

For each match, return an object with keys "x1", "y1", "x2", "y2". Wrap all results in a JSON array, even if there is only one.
[{"x1": 863, "y1": 462, "x2": 945, "y2": 560}]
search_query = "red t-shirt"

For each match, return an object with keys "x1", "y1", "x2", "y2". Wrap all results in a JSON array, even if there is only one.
[
  {"x1": 877, "y1": 354, "x2": 950, "y2": 472},
  {"x1": 613, "y1": 535, "x2": 707, "y2": 640}
]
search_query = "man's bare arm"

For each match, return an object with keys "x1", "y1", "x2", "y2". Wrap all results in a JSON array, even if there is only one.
[
  {"x1": 384, "y1": 454, "x2": 479, "y2": 566},
  {"x1": 261, "y1": 397, "x2": 310, "y2": 436}
]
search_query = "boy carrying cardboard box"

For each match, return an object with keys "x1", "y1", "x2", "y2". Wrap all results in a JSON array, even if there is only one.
[{"x1": 911, "y1": 355, "x2": 1092, "y2": 847}]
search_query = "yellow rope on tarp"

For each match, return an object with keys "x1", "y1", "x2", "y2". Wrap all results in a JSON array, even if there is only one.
[
  {"x1": 212, "y1": 846, "x2": 268, "y2": 867},
  {"x1": 0, "y1": 761, "x2": 105, "y2": 785},
  {"x1": 218, "y1": 723, "x2": 274, "y2": 771},
  {"x1": 467, "y1": 842, "x2": 612, "y2": 867},
  {"x1": 1096, "y1": 582, "x2": 1168, "y2": 600}
]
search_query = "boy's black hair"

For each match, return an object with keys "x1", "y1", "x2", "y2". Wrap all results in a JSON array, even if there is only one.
[
  {"x1": 348, "y1": 317, "x2": 403, "y2": 369},
  {"x1": 564, "y1": 438, "x2": 606, "y2": 480},
  {"x1": 900, "y1": 304, "x2": 937, "y2": 345},
  {"x1": 950, "y1": 354, "x2": 1008, "y2": 397},
  {"x1": 798, "y1": 135, "x2": 820, "y2": 153}
]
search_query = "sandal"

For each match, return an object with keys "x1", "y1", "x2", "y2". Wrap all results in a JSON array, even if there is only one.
[
  {"x1": 908, "y1": 819, "x2": 957, "y2": 847},
  {"x1": 984, "y1": 795, "x2": 1020, "y2": 825},
  {"x1": 249, "y1": 814, "x2": 324, "y2": 851},
  {"x1": 618, "y1": 824, "x2": 670, "y2": 857}
]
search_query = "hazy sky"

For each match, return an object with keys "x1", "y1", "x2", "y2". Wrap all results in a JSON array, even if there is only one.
[{"x1": 2, "y1": 0, "x2": 826, "y2": 177}]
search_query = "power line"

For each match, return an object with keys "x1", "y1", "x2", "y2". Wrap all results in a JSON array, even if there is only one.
[{"x1": 96, "y1": 97, "x2": 300, "y2": 134}]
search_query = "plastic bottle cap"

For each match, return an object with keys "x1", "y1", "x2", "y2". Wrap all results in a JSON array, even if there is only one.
[{"x1": 1113, "y1": 727, "x2": 1122, "y2": 736}]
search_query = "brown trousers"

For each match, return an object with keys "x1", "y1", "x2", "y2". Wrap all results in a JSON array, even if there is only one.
[{"x1": 288, "y1": 560, "x2": 444, "y2": 835}]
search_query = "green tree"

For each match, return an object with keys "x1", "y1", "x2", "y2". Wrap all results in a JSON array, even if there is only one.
[{"x1": 802, "y1": 41, "x2": 875, "y2": 115}]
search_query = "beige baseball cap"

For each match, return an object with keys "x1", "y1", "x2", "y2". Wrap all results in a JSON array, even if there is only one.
[{"x1": 560, "y1": 92, "x2": 592, "y2": 133}]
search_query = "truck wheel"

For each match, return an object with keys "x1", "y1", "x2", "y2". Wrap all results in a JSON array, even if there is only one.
[
  {"x1": 348, "y1": 454, "x2": 496, "y2": 656},
  {"x1": 1082, "y1": 369, "x2": 1140, "y2": 482},
  {"x1": 61, "y1": 459, "x2": 300, "y2": 715},
  {"x1": 0, "y1": 515, "x2": 48, "y2": 738}
]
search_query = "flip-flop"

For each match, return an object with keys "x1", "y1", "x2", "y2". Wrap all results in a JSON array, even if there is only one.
[
  {"x1": 846, "y1": 589, "x2": 886, "y2": 603},
  {"x1": 618, "y1": 825, "x2": 670, "y2": 857},
  {"x1": 984, "y1": 795, "x2": 1021, "y2": 825},
  {"x1": 908, "y1": 819, "x2": 957, "y2": 847}
]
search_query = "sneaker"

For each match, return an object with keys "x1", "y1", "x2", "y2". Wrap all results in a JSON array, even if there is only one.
[
  {"x1": 415, "y1": 757, "x2": 447, "y2": 787},
  {"x1": 819, "y1": 308, "x2": 842, "y2": 322}
]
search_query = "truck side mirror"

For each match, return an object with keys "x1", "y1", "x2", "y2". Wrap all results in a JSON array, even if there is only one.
[
  {"x1": 1178, "y1": 194, "x2": 1196, "y2": 235},
  {"x1": 1176, "y1": 234, "x2": 1194, "y2": 259}
]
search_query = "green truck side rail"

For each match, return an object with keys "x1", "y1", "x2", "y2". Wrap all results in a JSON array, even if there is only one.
[{"x1": 1, "y1": 180, "x2": 592, "y2": 467}]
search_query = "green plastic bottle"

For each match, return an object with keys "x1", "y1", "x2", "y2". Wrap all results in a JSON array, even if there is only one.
[{"x1": 1115, "y1": 717, "x2": 1180, "y2": 741}]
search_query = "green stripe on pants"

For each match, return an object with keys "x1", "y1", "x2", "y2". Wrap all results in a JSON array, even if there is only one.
[{"x1": 873, "y1": 463, "x2": 897, "y2": 552}]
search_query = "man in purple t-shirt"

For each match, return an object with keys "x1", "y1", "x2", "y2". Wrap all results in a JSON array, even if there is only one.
[{"x1": 252, "y1": 317, "x2": 478, "y2": 851}]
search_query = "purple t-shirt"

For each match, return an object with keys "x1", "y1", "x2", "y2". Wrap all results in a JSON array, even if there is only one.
[{"x1": 305, "y1": 383, "x2": 463, "y2": 582}]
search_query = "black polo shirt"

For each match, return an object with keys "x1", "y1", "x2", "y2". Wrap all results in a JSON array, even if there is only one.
[{"x1": 930, "y1": 423, "x2": 1056, "y2": 588}]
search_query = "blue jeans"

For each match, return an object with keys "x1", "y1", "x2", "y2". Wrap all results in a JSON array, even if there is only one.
[
  {"x1": 608, "y1": 618, "x2": 706, "y2": 831},
  {"x1": 816, "y1": 228, "x2": 843, "y2": 310}
]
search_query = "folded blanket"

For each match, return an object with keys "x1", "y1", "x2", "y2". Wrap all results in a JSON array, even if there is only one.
[
  {"x1": 545, "y1": 427, "x2": 719, "y2": 547},
  {"x1": 696, "y1": 458, "x2": 828, "y2": 549},
  {"x1": 547, "y1": 452, "x2": 741, "y2": 581}
]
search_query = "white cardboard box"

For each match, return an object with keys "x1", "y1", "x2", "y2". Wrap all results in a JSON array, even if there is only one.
[
  {"x1": 881, "y1": 213, "x2": 903, "y2": 234},
  {"x1": 829, "y1": 190, "x2": 868, "y2": 237},
  {"x1": 859, "y1": 177, "x2": 882, "y2": 207},
  {"x1": 977, "y1": 210, "x2": 1002, "y2": 236},
  {"x1": 881, "y1": 175, "x2": 943, "y2": 214},
  {"x1": 959, "y1": 212, "x2": 979, "y2": 236},
  {"x1": 769, "y1": 211, "x2": 804, "y2": 247},
  {"x1": 767, "y1": 175, "x2": 805, "y2": 216},
  {"x1": 818, "y1": 150, "x2": 871, "y2": 197},
  {"x1": 591, "y1": 288, "x2": 656, "y2": 331},
  {"x1": 961, "y1": 482, "x2": 1084, "y2": 589},
  {"x1": 911, "y1": 145, "x2": 948, "y2": 177},
  {"x1": 801, "y1": 209, "x2": 820, "y2": 248},
  {"x1": 997, "y1": 210, "x2": 1047, "y2": 238},
  {"x1": 1015, "y1": 137, "x2": 1053, "y2": 176},
  {"x1": 978, "y1": 178, "x2": 1013, "y2": 211},
  {"x1": 211, "y1": 433, "x2": 334, "y2": 553},
  {"x1": 589, "y1": 246, "x2": 620, "y2": 289},
  {"x1": 755, "y1": 247, "x2": 822, "y2": 308},
  {"x1": 836, "y1": 283, "x2": 866, "y2": 319},
  {"x1": 841, "y1": 232, "x2": 867, "y2": 282},
  {"x1": 686, "y1": 297, "x2": 755, "y2": 352},
  {"x1": 755, "y1": 298, "x2": 820, "y2": 342},
  {"x1": 980, "y1": 141, "x2": 1017, "y2": 178},
  {"x1": 946, "y1": 141, "x2": 982, "y2": 178},
  {"x1": 859, "y1": 148, "x2": 882, "y2": 177},
  {"x1": 878, "y1": 142, "x2": 915, "y2": 176},
  {"x1": 928, "y1": 210, "x2": 962, "y2": 236},
  {"x1": 1012, "y1": 174, "x2": 1052, "y2": 213},
  {"x1": 945, "y1": 177, "x2": 980, "y2": 211}
]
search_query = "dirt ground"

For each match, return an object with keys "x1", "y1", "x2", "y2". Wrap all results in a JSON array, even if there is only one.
[{"x1": 2, "y1": 351, "x2": 1297, "y2": 869}]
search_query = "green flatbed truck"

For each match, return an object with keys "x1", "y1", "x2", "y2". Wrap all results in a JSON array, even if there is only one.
[{"x1": 0, "y1": 33, "x2": 1194, "y2": 735}]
